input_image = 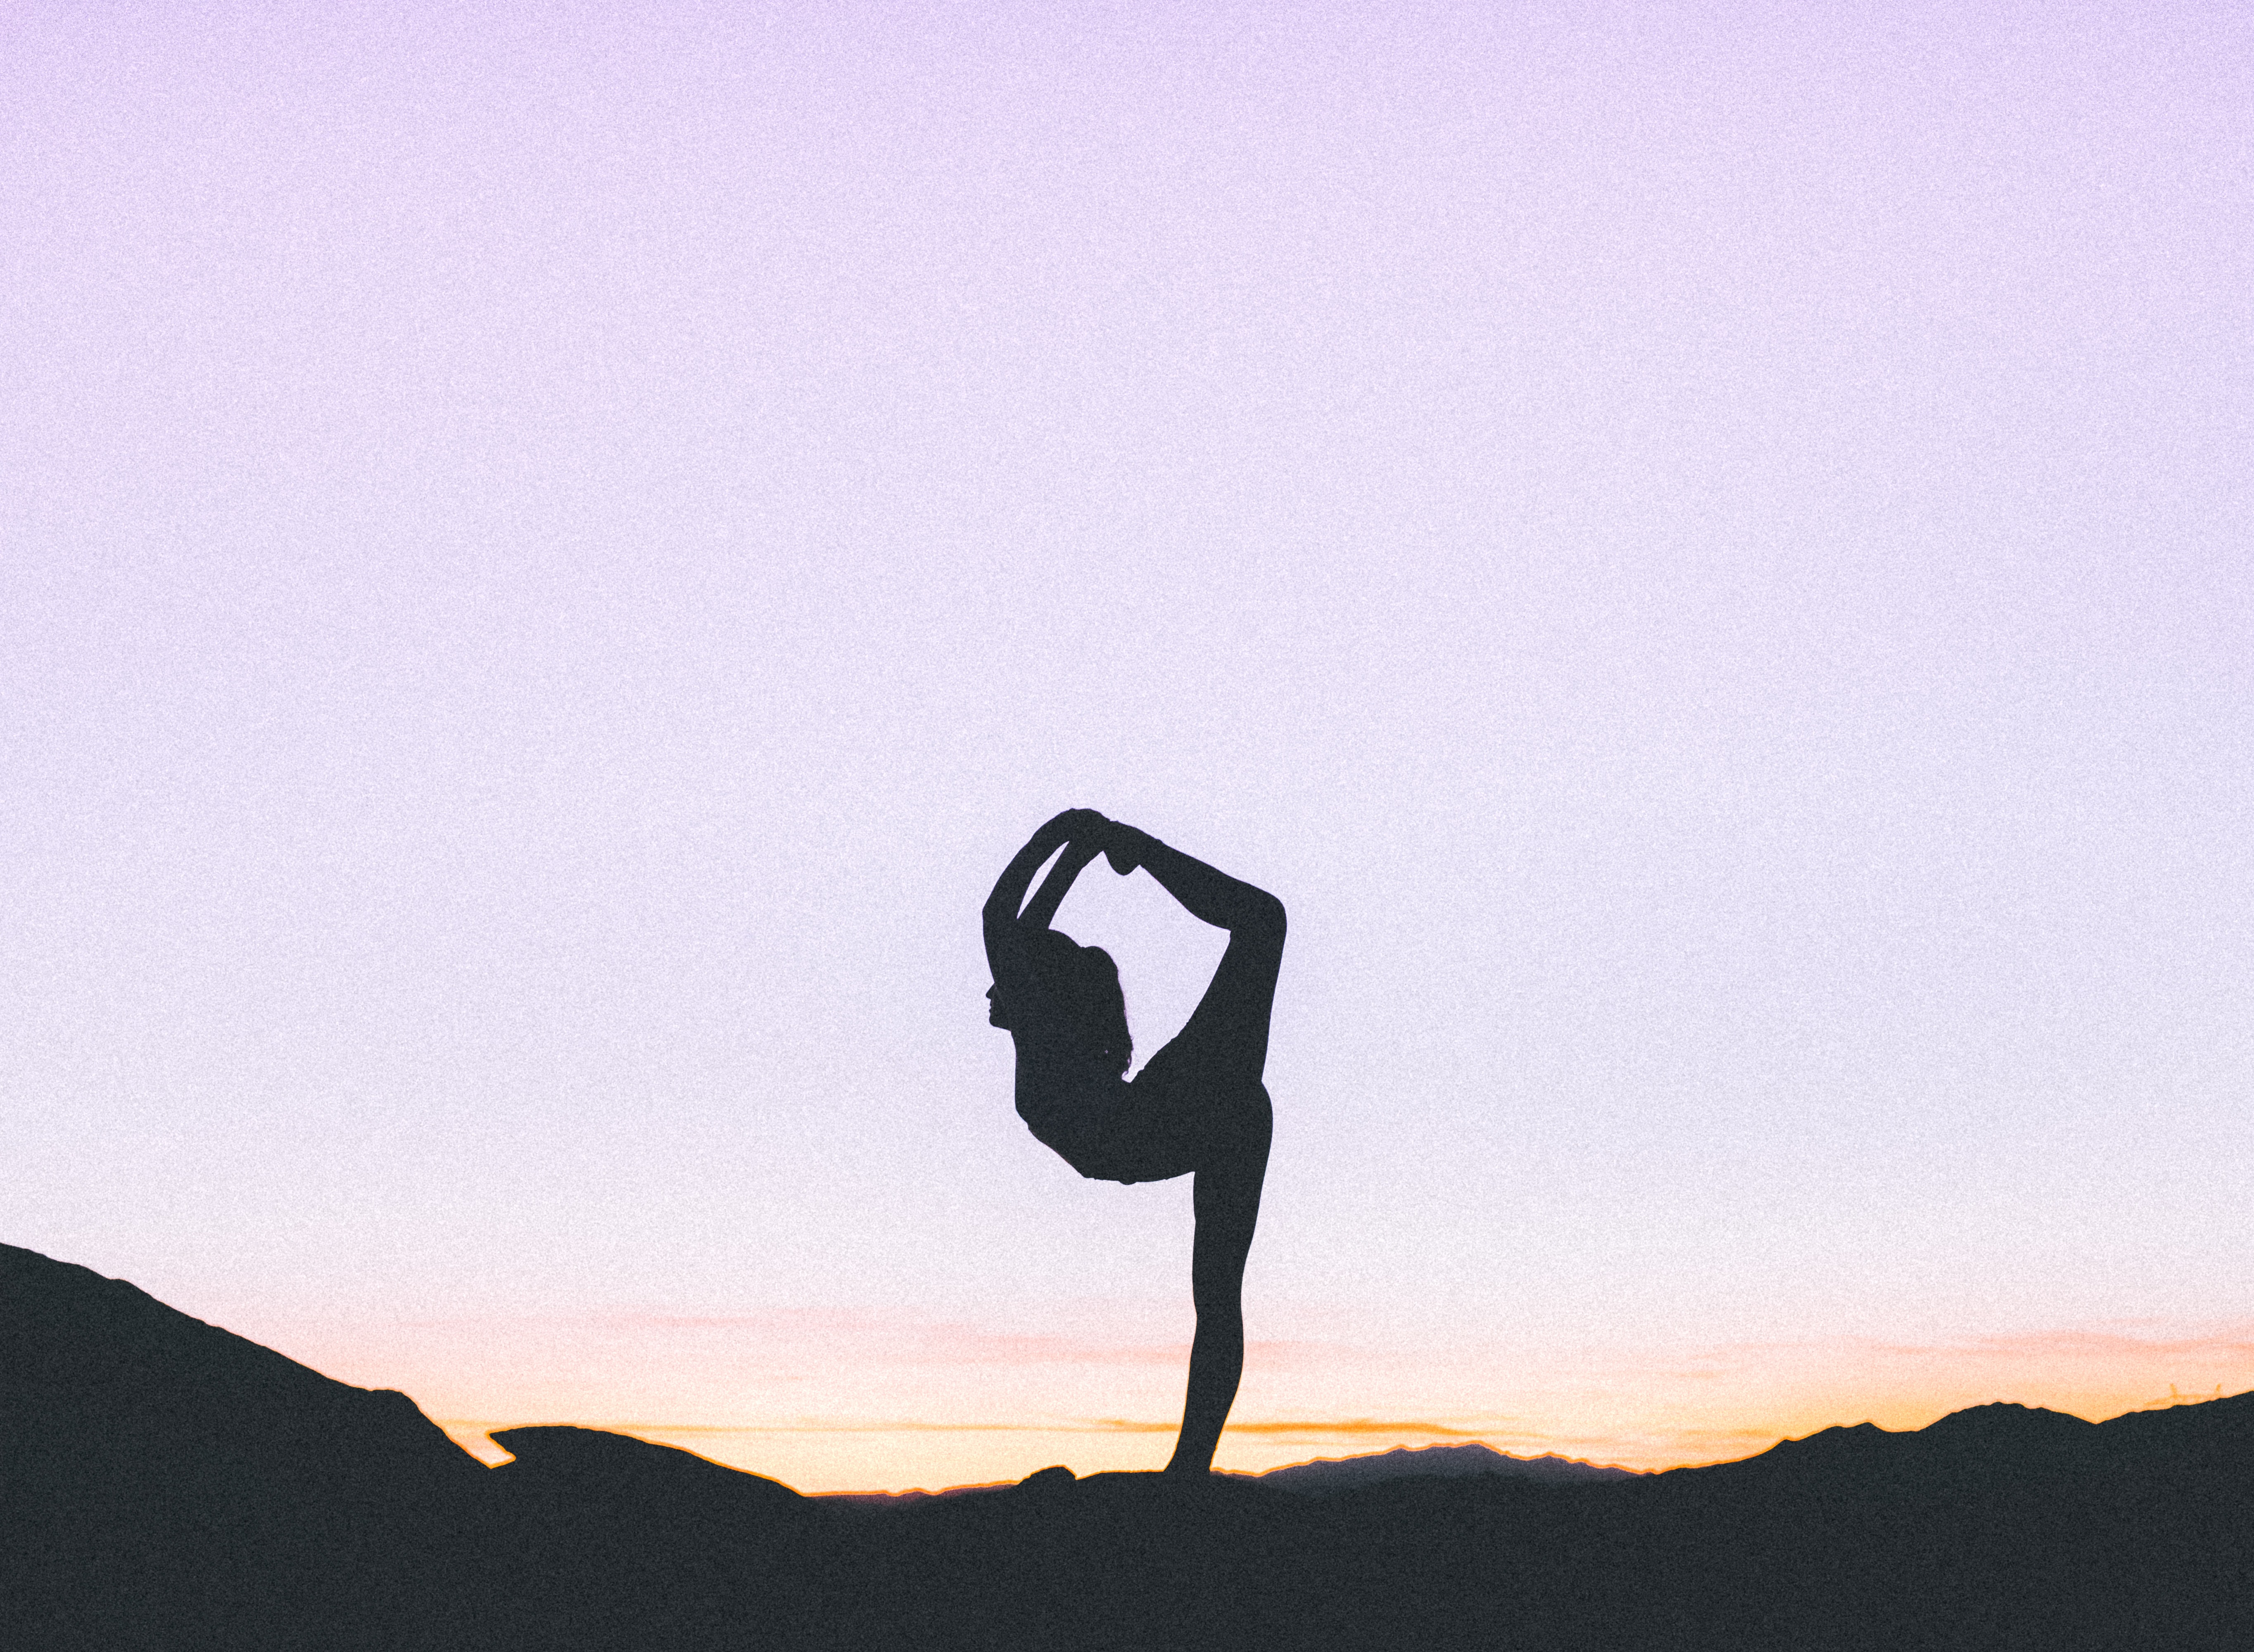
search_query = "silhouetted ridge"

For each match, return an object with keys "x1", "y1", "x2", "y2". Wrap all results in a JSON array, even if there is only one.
[
  {"x1": 2, "y1": 1243, "x2": 489, "y2": 1650},
  {"x1": 1254, "y1": 1441, "x2": 1640, "y2": 1493},
  {"x1": 486, "y1": 1426, "x2": 823, "y2": 1649},
  {"x1": 9, "y1": 1242, "x2": 2253, "y2": 1651},
  {"x1": 2087, "y1": 1384, "x2": 2254, "y2": 1471},
  {"x1": 1, "y1": 1242, "x2": 482, "y2": 1486},
  {"x1": 819, "y1": 1444, "x2": 1636, "y2": 1507},
  {"x1": 493, "y1": 1424, "x2": 806, "y2": 1515},
  {"x1": 1670, "y1": 1393, "x2": 2254, "y2": 1491}
]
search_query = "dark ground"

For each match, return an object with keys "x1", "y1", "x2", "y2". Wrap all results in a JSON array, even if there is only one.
[{"x1": 7, "y1": 1243, "x2": 2249, "y2": 1651}]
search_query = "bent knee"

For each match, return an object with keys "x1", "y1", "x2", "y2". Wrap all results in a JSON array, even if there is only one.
[{"x1": 1235, "y1": 891, "x2": 1286, "y2": 945}]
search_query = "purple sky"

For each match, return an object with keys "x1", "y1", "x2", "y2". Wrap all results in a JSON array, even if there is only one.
[{"x1": 7, "y1": 2, "x2": 2251, "y2": 1486}]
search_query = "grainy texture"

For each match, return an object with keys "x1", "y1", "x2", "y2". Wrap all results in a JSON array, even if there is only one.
[{"x1": 8, "y1": 1244, "x2": 2251, "y2": 1652}]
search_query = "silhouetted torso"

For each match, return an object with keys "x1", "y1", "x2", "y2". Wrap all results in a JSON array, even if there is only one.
[{"x1": 983, "y1": 809, "x2": 1283, "y2": 1473}]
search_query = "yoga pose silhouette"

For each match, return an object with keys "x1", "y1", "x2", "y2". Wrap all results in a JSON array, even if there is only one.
[{"x1": 984, "y1": 808, "x2": 1284, "y2": 1475}]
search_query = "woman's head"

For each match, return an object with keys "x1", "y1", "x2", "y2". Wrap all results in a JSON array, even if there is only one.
[{"x1": 997, "y1": 928, "x2": 1132, "y2": 1076}]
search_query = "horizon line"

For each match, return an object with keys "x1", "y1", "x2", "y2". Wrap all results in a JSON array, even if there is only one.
[
  {"x1": 437, "y1": 1415, "x2": 1550, "y2": 1438},
  {"x1": 436, "y1": 1383, "x2": 2248, "y2": 1451}
]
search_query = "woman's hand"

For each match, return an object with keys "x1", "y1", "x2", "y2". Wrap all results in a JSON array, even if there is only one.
[
  {"x1": 990, "y1": 809, "x2": 1109, "y2": 938},
  {"x1": 1044, "y1": 807, "x2": 1109, "y2": 842},
  {"x1": 1019, "y1": 811, "x2": 1112, "y2": 930},
  {"x1": 1105, "y1": 823, "x2": 1156, "y2": 876}
]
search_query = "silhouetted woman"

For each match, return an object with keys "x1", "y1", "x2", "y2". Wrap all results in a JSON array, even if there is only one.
[{"x1": 983, "y1": 808, "x2": 1284, "y2": 1475}]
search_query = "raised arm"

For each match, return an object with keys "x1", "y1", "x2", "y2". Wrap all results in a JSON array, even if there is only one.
[
  {"x1": 983, "y1": 809, "x2": 1107, "y2": 979},
  {"x1": 1107, "y1": 824, "x2": 1285, "y2": 940},
  {"x1": 1021, "y1": 836, "x2": 1103, "y2": 931}
]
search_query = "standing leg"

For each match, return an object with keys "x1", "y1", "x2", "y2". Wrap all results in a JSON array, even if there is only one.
[
  {"x1": 1164, "y1": 1096, "x2": 1273, "y2": 1474},
  {"x1": 1118, "y1": 825, "x2": 1285, "y2": 1474}
]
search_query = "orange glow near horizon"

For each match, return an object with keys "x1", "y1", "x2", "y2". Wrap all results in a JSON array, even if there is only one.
[
  {"x1": 410, "y1": 1343, "x2": 2254, "y2": 1496},
  {"x1": 430, "y1": 1384, "x2": 2247, "y2": 1495},
  {"x1": 219, "y1": 1297, "x2": 2254, "y2": 1495}
]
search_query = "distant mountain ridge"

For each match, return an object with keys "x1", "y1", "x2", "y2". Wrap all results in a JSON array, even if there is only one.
[
  {"x1": 1663, "y1": 1392, "x2": 2254, "y2": 1487},
  {"x1": 815, "y1": 1440, "x2": 1639, "y2": 1508},
  {"x1": 1248, "y1": 1440, "x2": 1641, "y2": 1492},
  {"x1": 10, "y1": 1240, "x2": 2253, "y2": 1651}
]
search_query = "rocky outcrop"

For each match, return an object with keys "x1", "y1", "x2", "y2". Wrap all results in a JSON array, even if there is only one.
[
  {"x1": 484, "y1": 1425, "x2": 820, "y2": 1652},
  {"x1": 1, "y1": 1243, "x2": 491, "y2": 1650}
]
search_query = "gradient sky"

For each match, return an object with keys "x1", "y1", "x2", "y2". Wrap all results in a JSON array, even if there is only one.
[{"x1": 7, "y1": 1, "x2": 2251, "y2": 1491}]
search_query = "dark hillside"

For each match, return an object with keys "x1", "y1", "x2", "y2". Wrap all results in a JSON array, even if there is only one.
[
  {"x1": 7, "y1": 1243, "x2": 2249, "y2": 1651},
  {"x1": 2, "y1": 1244, "x2": 491, "y2": 1650}
]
